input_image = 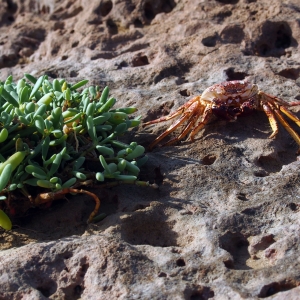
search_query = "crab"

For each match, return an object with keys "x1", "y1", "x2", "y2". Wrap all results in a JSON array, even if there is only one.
[{"x1": 143, "y1": 80, "x2": 300, "y2": 151}]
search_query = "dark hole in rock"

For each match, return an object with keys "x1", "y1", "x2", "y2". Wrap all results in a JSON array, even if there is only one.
[
  {"x1": 118, "y1": 61, "x2": 128, "y2": 69},
  {"x1": 51, "y1": 46, "x2": 60, "y2": 56},
  {"x1": 63, "y1": 252, "x2": 73, "y2": 260},
  {"x1": 36, "y1": 281, "x2": 57, "y2": 298},
  {"x1": 74, "y1": 285, "x2": 83, "y2": 296},
  {"x1": 44, "y1": 71, "x2": 58, "y2": 78},
  {"x1": 214, "y1": 10, "x2": 232, "y2": 23},
  {"x1": 202, "y1": 35, "x2": 217, "y2": 47},
  {"x1": 37, "y1": 287, "x2": 52, "y2": 298},
  {"x1": 61, "y1": 55, "x2": 68, "y2": 61},
  {"x1": 132, "y1": 55, "x2": 149, "y2": 67},
  {"x1": 144, "y1": 0, "x2": 176, "y2": 22},
  {"x1": 251, "y1": 22, "x2": 296, "y2": 57},
  {"x1": 153, "y1": 63, "x2": 192, "y2": 84},
  {"x1": 278, "y1": 68, "x2": 300, "y2": 80},
  {"x1": 158, "y1": 272, "x2": 167, "y2": 277},
  {"x1": 99, "y1": 0, "x2": 113, "y2": 17},
  {"x1": 6, "y1": 0, "x2": 18, "y2": 11},
  {"x1": 180, "y1": 89, "x2": 190, "y2": 97},
  {"x1": 7, "y1": 15, "x2": 14, "y2": 22},
  {"x1": 72, "y1": 41, "x2": 79, "y2": 48},
  {"x1": 253, "y1": 170, "x2": 268, "y2": 177},
  {"x1": 258, "y1": 279, "x2": 299, "y2": 298},
  {"x1": 259, "y1": 44, "x2": 270, "y2": 56},
  {"x1": 223, "y1": 259, "x2": 235, "y2": 269},
  {"x1": 220, "y1": 25, "x2": 244, "y2": 44},
  {"x1": 162, "y1": 0, "x2": 176, "y2": 13},
  {"x1": 219, "y1": 231, "x2": 251, "y2": 270},
  {"x1": 224, "y1": 68, "x2": 247, "y2": 81},
  {"x1": 53, "y1": 21, "x2": 65, "y2": 31},
  {"x1": 256, "y1": 155, "x2": 282, "y2": 174},
  {"x1": 0, "y1": 54, "x2": 18, "y2": 68},
  {"x1": 241, "y1": 208, "x2": 257, "y2": 216},
  {"x1": 144, "y1": 2, "x2": 155, "y2": 21},
  {"x1": 70, "y1": 70, "x2": 78, "y2": 77},
  {"x1": 275, "y1": 27, "x2": 291, "y2": 49},
  {"x1": 190, "y1": 287, "x2": 215, "y2": 300},
  {"x1": 288, "y1": 202, "x2": 298, "y2": 211},
  {"x1": 106, "y1": 19, "x2": 118, "y2": 35},
  {"x1": 237, "y1": 193, "x2": 248, "y2": 201},
  {"x1": 127, "y1": 4, "x2": 136, "y2": 13},
  {"x1": 134, "y1": 18, "x2": 143, "y2": 28},
  {"x1": 201, "y1": 155, "x2": 217, "y2": 165},
  {"x1": 215, "y1": 0, "x2": 239, "y2": 4},
  {"x1": 176, "y1": 258, "x2": 186, "y2": 267}
]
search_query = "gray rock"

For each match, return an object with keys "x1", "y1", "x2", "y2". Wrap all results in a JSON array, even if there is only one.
[{"x1": 1, "y1": 0, "x2": 300, "y2": 299}]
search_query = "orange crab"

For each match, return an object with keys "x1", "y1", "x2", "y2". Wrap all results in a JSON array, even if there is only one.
[{"x1": 143, "y1": 80, "x2": 300, "y2": 151}]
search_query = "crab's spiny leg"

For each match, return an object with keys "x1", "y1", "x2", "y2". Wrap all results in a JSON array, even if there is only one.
[
  {"x1": 261, "y1": 103, "x2": 279, "y2": 139},
  {"x1": 278, "y1": 106, "x2": 300, "y2": 127},
  {"x1": 143, "y1": 96, "x2": 200, "y2": 127},
  {"x1": 289, "y1": 101, "x2": 300, "y2": 106},
  {"x1": 148, "y1": 101, "x2": 199, "y2": 150},
  {"x1": 189, "y1": 106, "x2": 214, "y2": 142},
  {"x1": 260, "y1": 92, "x2": 292, "y2": 107},
  {"x1": 148, "y1": 114, "x2": 190, "y2": 150},
  {"x1": 163, "y1": 105, "x2": 204, "y2": 147},
  {"x1": 271, "y1": 104, "x2": 300, "y2": 150},
  {"x1": 261, "y1": 92, "x2": 300, "y2": 107},
  {"x1": 263, "y1": 92, "x2": 300, "y2": 127},
  {"x1": 143, "y1": 109, "x2": 183, "y2": 127}
]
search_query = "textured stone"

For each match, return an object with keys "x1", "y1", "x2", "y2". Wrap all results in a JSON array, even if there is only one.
[{"x1": 1, "y1": 0, "x2": 300, "y2": 299}]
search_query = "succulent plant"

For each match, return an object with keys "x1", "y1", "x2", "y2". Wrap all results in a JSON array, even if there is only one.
[{"x1": 0, "y1": 74, "x2": 153, "y2": 229}]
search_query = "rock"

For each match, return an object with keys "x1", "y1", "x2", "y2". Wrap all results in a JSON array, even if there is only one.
[{"x1": 1, "y1": 0, "x2": 300, "y2": 299}]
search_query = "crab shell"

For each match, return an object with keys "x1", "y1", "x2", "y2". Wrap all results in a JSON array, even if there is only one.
[
  {"x1": 201, "y1": 80, "x2": 259, "y2": 120},
  {"x1": 201, "y1": 80, "x2": 258, "y2": 103}
]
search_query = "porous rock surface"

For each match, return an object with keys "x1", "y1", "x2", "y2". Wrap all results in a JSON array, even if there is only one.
[{"x1": 1, "y1": 0, "x2": 300, "y2": 299}]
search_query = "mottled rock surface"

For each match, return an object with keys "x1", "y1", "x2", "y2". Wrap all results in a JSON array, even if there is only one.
[{"x1": 1, "y1": 0, "x2": 300, "y2": 299}]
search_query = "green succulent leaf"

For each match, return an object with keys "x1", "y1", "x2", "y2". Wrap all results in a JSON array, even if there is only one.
[{"x1": 0, "y1": 73, "x2": 147, "y2": 227}]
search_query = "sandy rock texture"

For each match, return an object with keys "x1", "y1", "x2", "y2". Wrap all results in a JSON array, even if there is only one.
[{"x1": 1, "y1": 0, "x2": 300, "y2": 299}]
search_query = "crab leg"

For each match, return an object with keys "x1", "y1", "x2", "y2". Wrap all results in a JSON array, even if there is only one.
[
  {"x1": 148, "y1": 101, "x2": 200, "y2": 150},
  {"x1": 271, "y1": 106, "x2": 300, "y2": 151},
  {"x1": 261, "y1": 92, "x2": 293, "y2": 107},
  {"x1": 143, "y1": 96, "x2": 200, "y2": 126},
  {"x1": 163, "y1": 105, "x2": 205, "y2": 147},
  {"x1": 262, "y1": 92, "x2": 300, "y2": 109},
  {"x1": 277, "y1": 106, "x2": 300, "y2": 127},
  {"x1": 189, "y1": 106, "x2": 213, "y2": 141},
  {"x1": 261, "y1": 103, "x2": 279, "y2": 138},
  {"x1": 289, "y1": 101, "x2": 300, "y2": 106}
]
